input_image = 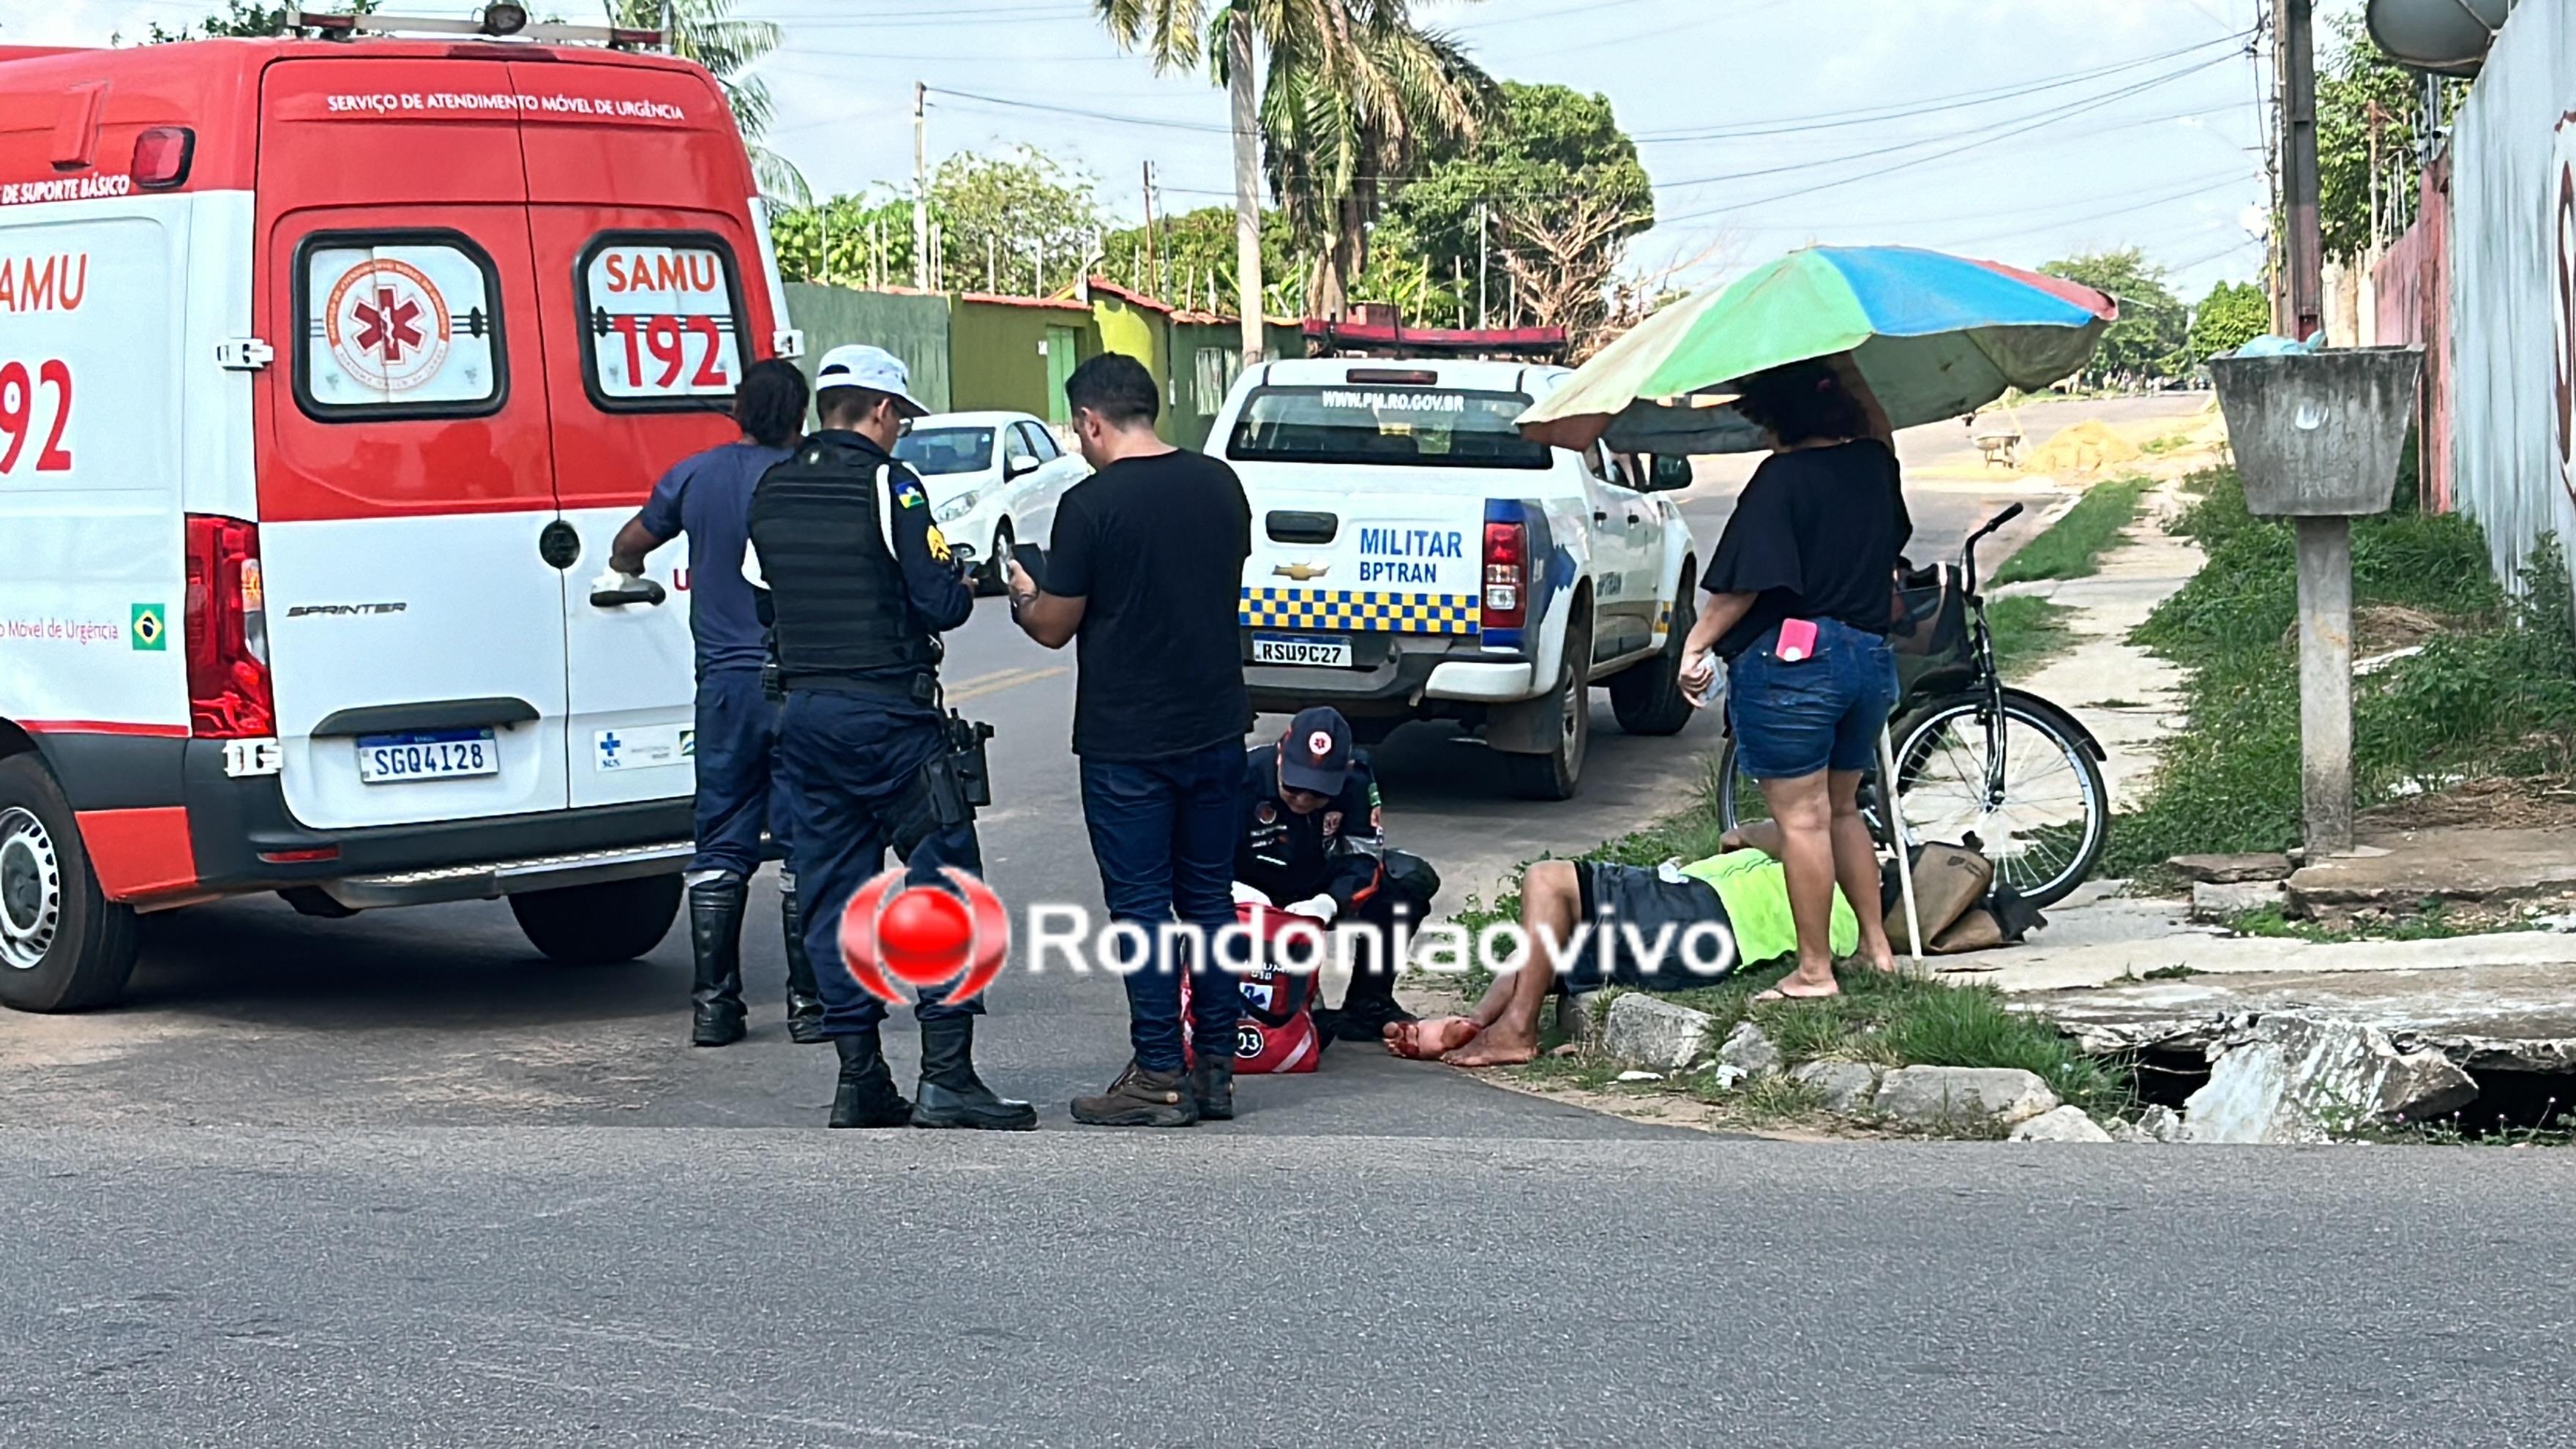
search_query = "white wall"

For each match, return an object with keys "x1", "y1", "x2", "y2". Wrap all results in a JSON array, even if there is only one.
[{"x1": 2448, "y1": 0, "x2": 2576, "y2": 613}]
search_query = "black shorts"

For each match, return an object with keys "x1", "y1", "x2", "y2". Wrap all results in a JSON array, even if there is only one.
[{"x1": 1561, "y1": 862, "x2": 1739, "y2": 995}]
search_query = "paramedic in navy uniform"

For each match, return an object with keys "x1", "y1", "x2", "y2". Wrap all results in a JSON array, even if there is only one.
[
  {"x1": 607, "y1": 359, "x2": 820, "y2": 1049},
  {"x1": 746, "y1": 344, "x2": 1036, "y2": 1132}
]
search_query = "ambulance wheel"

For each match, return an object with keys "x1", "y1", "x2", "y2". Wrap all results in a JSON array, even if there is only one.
[
  {"x1": 1505, "y1": 618, "x2": 1590, "y2": 801},
  {"x1": 0, "y1": 753, "x2": 142, "y2": 1013},
  {"x1": 509, "y1": 875, "x2": 682, "y2": 965},
  {"x1": 1610, "y1": 578, "x2": 1696, "y2": 737}
]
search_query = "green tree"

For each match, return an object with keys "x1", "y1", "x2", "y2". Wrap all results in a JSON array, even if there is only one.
[
  {"x1": 1104, "y1": 204, "x2": 1303, "y2": 314},
  {"x1": 2317, "y1": 12, "x2": 2457, "y2": 261},
  {"x1": 144, "y1": 0, "x2": 370, "y2": 42},
  {"x1": 772, "y1": 148, "x2": 1104, "y2": 296},
  {"x1": 1383, "y1": 80, "x2": 1651, "y2": 341},
  {"x1": 2040, "y1": 248, "x2": 2188, "y2": 383},
  {"x1": 2187, "y1": 280, "x2": 2270, "y2": 364},
  {"x1": 1093, "y1": 0, "x2": 1499, "y2": 322}
]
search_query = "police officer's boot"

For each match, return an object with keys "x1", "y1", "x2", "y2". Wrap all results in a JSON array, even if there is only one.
[
  {"x1": 829, "y1": 1030, "x2": 913, "y2": 1128},
  {"x1": 777, "y1": 875, "x2": 826, "y2": 1045},
  {"x1": 687, "y1": 876, "x2": 749, "y2": 1047},
  {"x1": 1188, "y1": 1055, "x2": 1236, "y2": 1122},
  {"x1": 909, "y1": 1017, "x2": 1038, "y2": 1131}
]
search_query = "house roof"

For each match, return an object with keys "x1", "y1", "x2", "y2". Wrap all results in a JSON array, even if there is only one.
[{"x1": 955, "y1": 291, "x2": 1096, "y2": 314}]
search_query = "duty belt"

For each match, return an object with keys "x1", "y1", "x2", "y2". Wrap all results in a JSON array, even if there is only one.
[{"x1": 782, "y1": 672, "x2": 941, "y2": 707}]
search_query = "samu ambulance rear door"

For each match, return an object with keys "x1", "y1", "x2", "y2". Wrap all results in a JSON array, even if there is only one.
[
  {"x1": 255, "y1": 57, "x2": 572, "y2": 830},
  {"x1": 509, "y1": 56, "x2": 753, "y2": 809}
]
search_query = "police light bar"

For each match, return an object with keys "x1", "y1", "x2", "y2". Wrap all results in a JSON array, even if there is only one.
[{"x1": 288, "y1": 8, "x2": 664, "y2": 48}]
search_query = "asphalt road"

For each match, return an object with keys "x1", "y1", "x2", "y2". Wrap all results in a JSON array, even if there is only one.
[
  {"x1": 6, "y1": 1130, "x2": 2572, "y2": 1448},
  {"x1": 0, "y1": 393, "x2": 2212, "y2": 1137}
]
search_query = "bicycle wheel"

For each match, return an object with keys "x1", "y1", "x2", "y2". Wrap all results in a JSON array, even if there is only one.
[
  {"x1": 1713, "y1": 734, "x2": 1774, "y2": 834},
  {"x1": 1892, "y1": 693, "x2": 2108, "y2": 910}
]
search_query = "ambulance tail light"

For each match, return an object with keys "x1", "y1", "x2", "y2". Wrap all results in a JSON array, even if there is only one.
[
  {"x1": 1482, "y1": 520, "x2": 1528, "y2": 631},
  {"x1": 184, "y1": 515, "x2": 275, "y2": 740},
  {"x1": 132, "y1": 127, "x2": 194, "y2": 190}
]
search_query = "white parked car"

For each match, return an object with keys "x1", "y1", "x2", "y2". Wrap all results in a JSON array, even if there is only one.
[
  {"x1": 1208, "y1": 358, "x2": 1699, "y2": 801},
  {"x1": 893, "y1": 411, "x2": 1089, "y2": 588}
]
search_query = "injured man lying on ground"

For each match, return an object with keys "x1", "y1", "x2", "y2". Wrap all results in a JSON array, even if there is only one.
[{"x1": 1394, "y1": 824, "x2": 1860, "y2": 1068}]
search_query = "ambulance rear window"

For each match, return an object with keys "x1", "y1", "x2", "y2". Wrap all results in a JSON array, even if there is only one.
[
  {"x1": 1224, "y1": 386, "x2": 1550, "y2": 471},
  {"x1": 577, "y1": 233, "x2": 748, "y2": 411},
  {"x1": 297, "y1": 234, "x2": 506, "y2": 419}
]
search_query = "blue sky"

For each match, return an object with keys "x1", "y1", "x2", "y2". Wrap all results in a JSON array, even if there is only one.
[{"x1": 26, "y1": 0, "x2": 2310, "y2": 299}]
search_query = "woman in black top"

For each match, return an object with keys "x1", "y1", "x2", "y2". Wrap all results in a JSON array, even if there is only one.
[{"x1": 1678, "y1": 357, "x2": 1906, "y2": 996}]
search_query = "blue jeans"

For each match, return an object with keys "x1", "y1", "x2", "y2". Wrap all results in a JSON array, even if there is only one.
[
  {"x1": 1078, "y1": 741, "x2": 1246, "y2": 1073},
  {"x1": 1726, "y1": 618, "x2": 1900, "y2": 780},
  {"x1": 776, "y1": 689, "x2": 982, "y2": 1034},
  {"x1": 688, "y1": 667, "x2": 789, "y2": 881}
]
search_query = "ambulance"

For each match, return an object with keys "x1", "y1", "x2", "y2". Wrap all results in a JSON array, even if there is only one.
[{"x1": 0, "y1": 14, "x2": 801, "y2": 1010}]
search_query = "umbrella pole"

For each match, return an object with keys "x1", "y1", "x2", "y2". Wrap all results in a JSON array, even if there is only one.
[{"x1": 1878, "y1": 724, "x2": 1926, "y2": 968}]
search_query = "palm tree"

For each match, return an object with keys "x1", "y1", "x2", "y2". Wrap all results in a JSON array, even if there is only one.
[
  {"x1": 606, "y1": 0, "x2": 807, "y2": 204},
  {"x1": 1094, "y1": 0, "x2": 1493, "y2": 337}
]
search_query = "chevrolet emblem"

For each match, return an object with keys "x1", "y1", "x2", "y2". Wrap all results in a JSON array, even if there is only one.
[{"x1": 1273, "y1": 561, "x2": 1330, "y2": 582}]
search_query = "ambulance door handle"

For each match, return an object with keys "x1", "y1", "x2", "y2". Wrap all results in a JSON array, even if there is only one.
[
  {"x1": 591, "y1": 577, "x2": 667, "y2": 608},
  {"x1": 1592, "y1": 509, "x2": 1609, "y2": 524}
]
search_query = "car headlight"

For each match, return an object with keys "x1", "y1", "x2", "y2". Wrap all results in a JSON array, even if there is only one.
[{"x1": 934, "y1": 490, "x2": 981, "y2": 523}]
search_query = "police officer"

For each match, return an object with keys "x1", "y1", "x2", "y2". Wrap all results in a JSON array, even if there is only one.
[
  {"x1": 749, "y1": 345, "x2": 1036, "y2": 1132},
  {"x1": 607, "y1": 359, "x2": 823, "y2": 1049},
  {"x1": 1232, "y1": 706, "x2": 1431, "y2": 1041}
]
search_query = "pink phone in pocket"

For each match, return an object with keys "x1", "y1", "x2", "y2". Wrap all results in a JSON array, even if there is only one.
[{"x1": 1775, "y1": 618, "x2": 1819, "y2": 662}]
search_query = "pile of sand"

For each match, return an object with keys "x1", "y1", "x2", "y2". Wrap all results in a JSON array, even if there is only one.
[{"x1": 2023, "y1": 420, "x2": 2142, "y2": 476}]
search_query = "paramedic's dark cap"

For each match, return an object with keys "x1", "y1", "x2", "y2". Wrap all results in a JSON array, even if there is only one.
[
  {"x1": 1280, "y1": 707, "x2": 1354, "y2": 795},
  {"x1": 814, "y1": 344, "x2": 929, "y2": 418}
]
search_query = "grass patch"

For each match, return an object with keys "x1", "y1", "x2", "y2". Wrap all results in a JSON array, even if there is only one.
[
  {"x1": 1991, "y1": 476, "x2": 2152, "y2": 585},
  {"x1": 2103, "y1": 468, "x2": 2576, "y2": 875},
  {"x1": 2225, "y1": 902, "x2": 2543, "y2": 944},
  {"x1": 1985, "y1": 595, "x2": 2079, "y2": 678}
]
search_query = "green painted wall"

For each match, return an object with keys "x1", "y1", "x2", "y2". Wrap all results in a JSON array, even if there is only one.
[
  {"x1": 1163, "y1": 321, "x2": 1313, "y2": 451},
  {"x1": 949, "y1": 298, "x2": 1099, "y2": 420},
  {"x1": 782, "y1": 283, "x2": 951, "y2": 413},
  {"x1": 1091, "y1": 293, "x2": 1175, "y2": 441}
]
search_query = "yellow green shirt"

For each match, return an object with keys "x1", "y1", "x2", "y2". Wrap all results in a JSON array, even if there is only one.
[{"x1": 1673, "y1": 850, "x2": 1860, "y2": 966}]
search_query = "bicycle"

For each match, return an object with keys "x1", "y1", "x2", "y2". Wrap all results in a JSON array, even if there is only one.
[{"x1": 1713, "y1": 503, "x2": 2112, "y2": 911}]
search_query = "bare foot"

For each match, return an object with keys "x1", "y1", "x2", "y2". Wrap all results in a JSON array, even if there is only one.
[
  {"x1": 1384, "y1": 1016, "x2": 1480, "y2": 1060},
  {"x1": 1442, "y1": 1029, "x2": 1540, "y2": 1068},
  {"x1": 1751, "y1": 972, "x2": 1841, "y2": 1002}
]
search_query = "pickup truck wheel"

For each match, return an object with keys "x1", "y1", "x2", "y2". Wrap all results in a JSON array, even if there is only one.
[
  {"x1": 1609, "y1": 582, "x2": 1697, "y2": 736},
  {"x1": 0, "y1": 754, "x2": 142, "y2": 1013},
  {"x1": 509, "y1": 875, "x2": 683, "y2": 965},
  {"x1": 1504, "y1": 619, "x2": 1590, "y2": 801}
]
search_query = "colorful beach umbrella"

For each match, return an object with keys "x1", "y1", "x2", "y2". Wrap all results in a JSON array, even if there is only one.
[{"x1": 1517, "y1": 245, "x2": 2117, "y2": 455}]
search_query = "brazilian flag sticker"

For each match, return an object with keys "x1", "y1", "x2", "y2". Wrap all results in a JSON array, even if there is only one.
[{"x1": 131, "y1": 604, "x2": 168, "y2": 651}]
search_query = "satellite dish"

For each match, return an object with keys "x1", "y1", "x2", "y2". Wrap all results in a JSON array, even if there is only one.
[{"x1": 2366, "y1": 0, "x2": 2516, "y2": 76}]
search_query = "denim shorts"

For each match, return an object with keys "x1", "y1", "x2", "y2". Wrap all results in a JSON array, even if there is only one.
[{"x1": 1726, "y1": 618, "x2": 1901, "y2": 780}]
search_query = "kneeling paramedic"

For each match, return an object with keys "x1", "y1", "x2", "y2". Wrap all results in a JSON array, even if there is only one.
[
  {"x1": 1232, "y1": 707, "x2": 1430, "y2": 1042},
  {"x1": 606, "y1": 359, "x2": 823, "y2": 1049},
  {"x1": 748, "y1": 345, "x2": 1035, "y2": 1131}
]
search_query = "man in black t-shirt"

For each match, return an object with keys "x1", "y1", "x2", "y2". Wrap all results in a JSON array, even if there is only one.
[{"x1": 1007, "y1": 353, "x2": 1254, "y2": 1128}]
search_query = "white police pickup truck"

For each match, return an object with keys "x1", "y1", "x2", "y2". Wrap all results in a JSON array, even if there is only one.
[{"x1": 1212, "y1": 358, "x2": 1699, "y2": 800}]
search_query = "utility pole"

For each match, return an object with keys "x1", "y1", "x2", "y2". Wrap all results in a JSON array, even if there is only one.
[
  {"x1": 1227, "y1": 10, "x2": 1263, "y2": 364},
  {"x1": 658, "y1": 0, "x2": 673, "y2": 51},
  {"x1": 913, "y1": 82, "x2": 930, "y2": 292},
  {"x1": 986, "y1": 233, "x2": 997, "y2": 294},
  {"x1": 1476, "y1": 202, "x2": 1490, "y2": 329},
  {"x1": 2281, "y1": 0, "x2": 2323, "y2": 341},
  {"x1": 1140, "y1": 161, "x2": 1158, "y2": 296}
]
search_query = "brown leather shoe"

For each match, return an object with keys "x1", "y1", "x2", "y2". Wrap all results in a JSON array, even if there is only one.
[{"x1": 1069, "y1": 1060, "x2": 1197, "y2": 1128}]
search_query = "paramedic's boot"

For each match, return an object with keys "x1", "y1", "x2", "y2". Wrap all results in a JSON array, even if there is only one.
[
  {"x1": 687, "y1": 876, "x2": 749, "y2": 1047},
  {"x1": 778, "y1": 875, "x2": 827, "y2": 1045},
  {"x1": 828, "y1": 1030, "x2": 913, "y2": 1128},
  {"x1": 910, "y1": 1017, "x2": 1038, "y2": 1131},
  {"x1": 1070, "y1": 1060, "x2": 1198, "y2": 1128},
  {"x1": 1188, "y1": 1055, "x2": 1235, "y2": 1123},
  {"x1": 1330, "y1": 968, "x2": 1416, "y2": 1044}
]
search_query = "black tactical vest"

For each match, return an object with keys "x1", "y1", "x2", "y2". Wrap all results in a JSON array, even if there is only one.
[{"x1": 746, "y1": 433, "x2": 940, "y2": 689}]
